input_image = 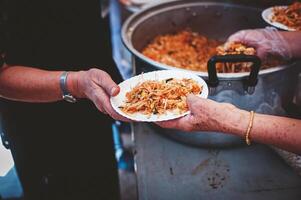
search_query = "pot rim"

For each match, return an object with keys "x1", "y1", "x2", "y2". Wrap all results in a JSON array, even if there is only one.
[{"x1": 122, "y1": 0, "x2": 293, "y2": 80}]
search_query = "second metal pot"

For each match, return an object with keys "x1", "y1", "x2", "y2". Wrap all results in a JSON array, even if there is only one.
[{"x1": 122, "y1": 0, "x2": 300, "y2": 147}]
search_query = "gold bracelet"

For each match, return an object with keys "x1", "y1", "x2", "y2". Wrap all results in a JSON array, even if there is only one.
[{"x1": 245, "y1": 111, "x2": 255, "y2": 145}]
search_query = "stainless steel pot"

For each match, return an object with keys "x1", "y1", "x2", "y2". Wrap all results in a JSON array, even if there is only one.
[{"x1": 122, "y1": 0, "x2": 300, "y2": 147}]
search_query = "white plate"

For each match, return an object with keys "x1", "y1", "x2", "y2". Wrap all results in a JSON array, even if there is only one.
[
  {"x1": 110, "y1": 70, "x2": 209, "y2": 122},
  {"x1": 262, "y1": 6, "x2": 298, "y2": 31}
]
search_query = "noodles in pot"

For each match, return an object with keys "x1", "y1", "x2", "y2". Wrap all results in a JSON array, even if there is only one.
[{"x1": 142, "y1": 30, "x2": 283, "y2": 73}]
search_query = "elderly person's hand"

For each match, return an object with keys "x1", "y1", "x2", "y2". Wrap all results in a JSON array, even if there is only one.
[
  {"x1": 68, "y1": 68, "x2": 130, "y2": 122},
  {"x1": 156, "y1": 95, "x2": 244, "y2": 132},
  {"x1": 227, "y1": 27, "x2": 292, "y2": 61},
  {"x1": 156, "y1": 94, "x2": 301, "y2": 154}
]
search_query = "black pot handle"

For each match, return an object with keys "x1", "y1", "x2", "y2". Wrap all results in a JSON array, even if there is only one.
[{"x1": 207, "y1": 54, "x2": 261, "y2": 95}]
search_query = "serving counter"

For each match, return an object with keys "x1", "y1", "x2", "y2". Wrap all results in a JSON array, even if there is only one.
[{"x1": 132, "y1": 123, "x2": 301, "y2": 200}]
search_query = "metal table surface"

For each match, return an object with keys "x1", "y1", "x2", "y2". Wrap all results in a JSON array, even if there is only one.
[{"x1": 132, "y1": 123, "x2": 301, "y2": 200}]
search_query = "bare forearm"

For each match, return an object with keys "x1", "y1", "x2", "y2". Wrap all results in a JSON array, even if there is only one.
[
  {"x1": 226, "y1": 108, "x2": 301, "y2": 154},
  {"x1": 0, "y1": 64, "x2": 78, "y2": 102},
  {"x1": 0, "y1": 64, "x2": 129, "y2": 121}
]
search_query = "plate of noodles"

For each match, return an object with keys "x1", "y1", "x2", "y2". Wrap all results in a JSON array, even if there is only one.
[
  {"x1": 110, "y1": 70, "x2": 208, "y2": 122},
  {"x1": 262, "y1": 2, "x2": 301, "y2": 31}
]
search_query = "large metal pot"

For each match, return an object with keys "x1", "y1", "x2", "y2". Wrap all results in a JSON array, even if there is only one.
[{"x1": 122, "y1": 0, "x2": 300, "y2": 147}]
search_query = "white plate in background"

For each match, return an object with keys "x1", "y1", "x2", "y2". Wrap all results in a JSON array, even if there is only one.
[
  {"x1": 262, "y1": 6, "x2": 297, "y2": 31},
  {"x1": 110, "y1": 70, "x2": 208, "y2": 122}
]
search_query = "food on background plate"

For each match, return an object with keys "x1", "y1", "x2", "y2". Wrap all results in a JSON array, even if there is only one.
[
  {"x1": 120, "y1": 78, "x2": 202, "y2": 116},
  {"x1": 271, "y1": 2, "x2": 301, "y2": 31},
  {"x1": 142, "y1": 29, "x2": 284, "y2": 73}
]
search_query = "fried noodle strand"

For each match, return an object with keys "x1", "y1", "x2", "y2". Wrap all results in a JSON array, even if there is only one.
[
  {"x1": 121, "y1": 78, "x2": 202, "y2": 116},
  {"x1": 142, "y1": 30, "x2": 284, "y2": 73},
  {"x1": 271, "y1": 2, "x2": 301, "y2": 31}
]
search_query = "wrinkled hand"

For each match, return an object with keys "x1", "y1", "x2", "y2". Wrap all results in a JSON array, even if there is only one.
[
  {"x1": 69, "y1": 68, "x2": 131, "y2": 122},
  {"x1": 227, "y1": 27, "x2": 292, "y2": 61},
  {"x1": 156, "y1": 95, "x2": 238, "y2": 132}
]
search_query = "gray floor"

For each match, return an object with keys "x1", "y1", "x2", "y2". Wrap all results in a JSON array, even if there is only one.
[
  {"x1": 118, "y1": 128, "x2": 137, "y2": 200},
  {"x1": 119, "y1": 169, "x2": 137, "y2": 200}
]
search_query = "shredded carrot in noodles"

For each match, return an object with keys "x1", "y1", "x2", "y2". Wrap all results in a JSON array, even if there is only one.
[
  {"x1": 142, "y1": 30, "x2": 284, "y2": 73},
  {"x1": 120, "y1": 78, "x2": 202, "y2": 116}
]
